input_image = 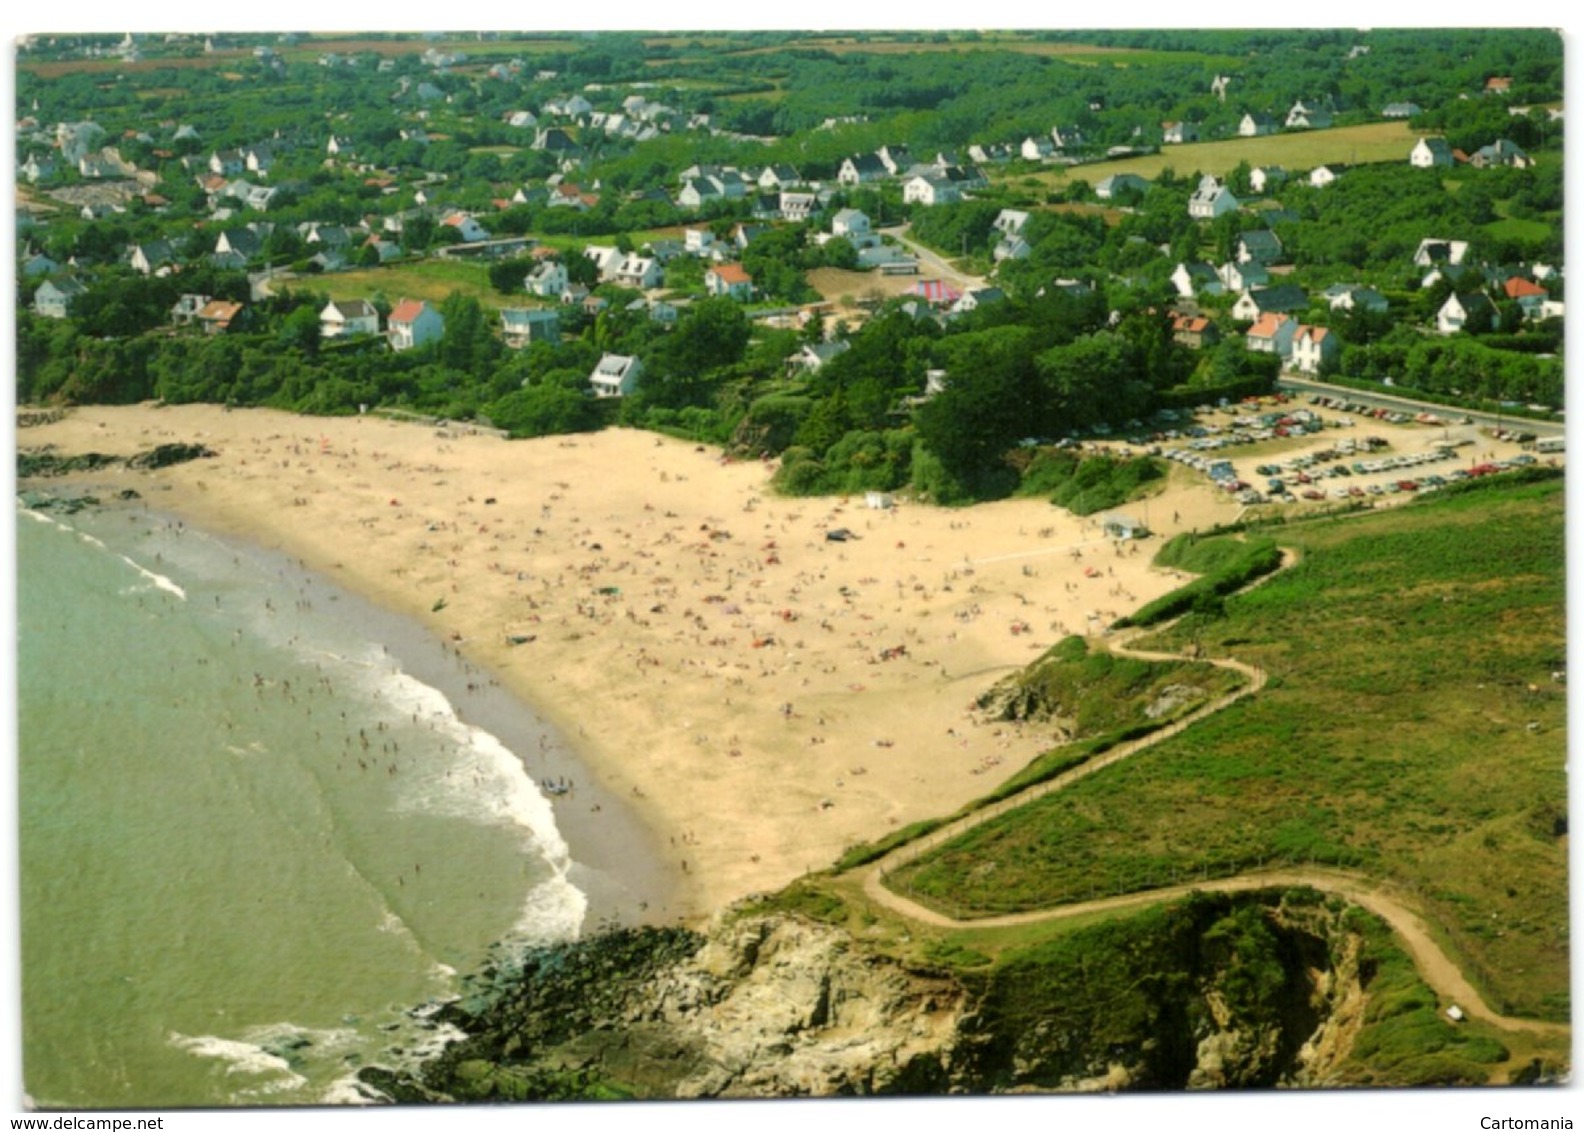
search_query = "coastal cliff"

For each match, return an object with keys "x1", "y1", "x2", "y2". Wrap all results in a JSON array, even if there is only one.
[{"x1": 364, "y1": 888, "x2": 1380, "y2": 1101}]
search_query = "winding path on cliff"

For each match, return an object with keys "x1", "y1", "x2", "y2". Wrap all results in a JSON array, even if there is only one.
[{"x1": 858, "y1": 548, "x2": 1567, "y2": 1039}]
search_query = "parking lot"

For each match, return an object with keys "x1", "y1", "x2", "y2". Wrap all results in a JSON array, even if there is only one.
[{"x1": 1103, "y1": 392, "x2": 1561, "y2": 516}]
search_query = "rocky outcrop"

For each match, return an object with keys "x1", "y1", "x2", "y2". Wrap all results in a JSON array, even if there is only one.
[
  {"x1": 18, "y1": 442, "x2": 214, "y2": 479},
  {"x1": 375, "y1": 890, "x2": 1373, "y2": 1102}
]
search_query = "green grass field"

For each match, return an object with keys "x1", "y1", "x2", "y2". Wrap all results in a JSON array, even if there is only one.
[
  {"x1": 884, "y1": 475, "x2": 1567, "y2": 1022},
  {"x1": 318, "y1": 259, "x2": 508, "y2": 310}
]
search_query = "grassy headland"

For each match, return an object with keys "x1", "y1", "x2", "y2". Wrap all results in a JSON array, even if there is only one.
[{"x1": 883, "y1": 475, "x2": 1567, "y2": 1021}]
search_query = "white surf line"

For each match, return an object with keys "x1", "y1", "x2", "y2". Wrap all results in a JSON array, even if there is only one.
[{"x1": 117, "y1": 554, "x2": 188, "y2": 600}]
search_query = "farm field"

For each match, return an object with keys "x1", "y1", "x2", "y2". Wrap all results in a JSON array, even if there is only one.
[{"x1": 1007, "y1": 121, "x2": 1421, "y2": 190}]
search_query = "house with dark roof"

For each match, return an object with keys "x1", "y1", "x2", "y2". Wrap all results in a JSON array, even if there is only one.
[
  {"x1": 1436, "y1": 290, "x2": 1499, "y2": 334},
  {"x1": 1410, "y1": 137, "x2": 1454, "y2": 167},
  {"x1": 1231, "y1": 284, "x2": 1309, "y2": 321},
  {"x1": 837, "y1": 153, "x2": 888, "y2": 186},
  {"x1": 320, "y1": 298, "x2": 381, "y2": 338},
  {"x1": 1237, "y1": 230, "x2": 1283, "y2": 265},
  {"x1": 34, "y1": 276, "x2": 88, "y2": 319}
]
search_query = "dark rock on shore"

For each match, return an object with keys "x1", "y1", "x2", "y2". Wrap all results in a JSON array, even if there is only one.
[
  {"x1": 365, "y1": 890, "x2": 1381, "y2": 1102},
  {"x1": 128, "y1": 442, "x2": 217, "y2": 470},
  {"x1": 18, "y1": 442, "x2": 216, "y2": 480},
  {"x1": 17, "y1": 449, "x2": 120, "y2": 478}
]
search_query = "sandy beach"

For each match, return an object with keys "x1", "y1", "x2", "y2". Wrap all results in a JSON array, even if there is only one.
[{"x1": 18, "y1": 404, "x2": 1243, "y2": 920}]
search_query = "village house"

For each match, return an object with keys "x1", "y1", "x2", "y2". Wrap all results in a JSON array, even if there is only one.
[
  {"x1": 1438, "y1": 289, "x2": 1495, "y2": 334},
  {"x1": 171, "y1": 292, "x2": 210, "y2": 326},
  {"x1": 1170, "y1": 261, "x2": 1223, "y2": 299},
  {"x1": 705, "y1": 263, "x2": 754, "y2": 301},
  {"x1": 583, "y1": 245, "x2": 624, "y2": 281},
  {"x1": 757, "y1": 164, "x2": 801, "y2": 191},
  {"x1": 950, "y1": 286, "x2": 1006, "y2": 316},
  {"x1": 1436, "y1": 290, "x2": 1499, "y2": 334},
  {"x1": 612, "y1": 254, "x2": 664, "y2": 290},
  {"x1": 680, "y1": 228, "x2": 720, "y2": 259},
  {"x1": 589, "y1": 353, "x2": 643, "y2": 398},
  {"x1": 196, "y1": 299, "x2": 244, "y2": 335},
  {"x1": 441, "y1": 213, "x2": 491, "y2": 243},
  {"x1": 387, "y1": 298, "x2": 444, "y2": 351},
  {"x1": 128, "y1": 240, "x2": 177, "y2": 276},
  {"x1": 992, "y1": 209, "x2": 1029, "y2": 237},
  {"x1": 1232, "y1": 284, "x2": 1309, "y2": 321},
  {"x1": 1414, "y1": 238, "x2": 1471, "y2": 268},
  {"x1": 1095, "y1": 173, "x2": 1149, "y2": 200},
  {"x1": 903, "y1": 173, "x2": 960, "y2": 206},
  {"x1": 1244, "y1": 311, "x2": 1297, "y2": 356},
  {"x1": 873, "y1": 145, "x2": 911, "y2": 175},
  {"x1": 1237, "y1": 230, "x2": 1284, "y2": 265},
  {"x1": 994, "y1": 235, "x2": 1032, "y2": 262},
  {"x1": 1326, "y1": 284, "x2": 1389, "y2": 314},
  {"x1": 1410, "y1": 136, "x2": 1455, "y2": 168},
  {"x1": 1238, "y1": 112, "x2": 1277, "y2": 137},
  {"x1": 1218, "y1": 260, "x2": 1269, "y2": 293},
  {"x1": 1249, "y1": 166, "x2": 1289, "y2": 194},
  {"x1": 779, "y1": 191, "x2": 818, "y2": 222},
  {"x1": 21, "y1": 251, "x2": 59, "y2": 278},
  {"x1": 34, "y1": 276, "x2": 87, "y2": 319},
  {"x1": 1469, "y1": 138, "x2": 1533, "y2": 168},
  {"x1": 1382, "y1": 101, "x2": 1423, "y2": 119},
  {"x1": 319, "y1": 298, "x2": 381, "y2": 339},
  {"x1": 1288, "y1": 324, "x2": 1338, "y2": 373},
  {"x1": 831, "y1": 209, "x2": 872, "y2": 240},
  {"x1": 1306, "y1": 165, "x2": 1343, "y2": 189},
  {"x1": 20, "y1": 153, "x2": 56, "y2": 183},
  {"x1": 500, "y1": 307, "x2": 560, "y2": 348},
  {"x1": 1285, "y1": 99, "x2": 1333, "y2": 129},
  {"x1": 1503, "y1": 275, "x2": 1550, "y2": 319},
  {"x1": 794, "y1": 339, "x2": 852, "y2": 372},
  {"x1": 245, "y1": 144, "x2": 275, "y2": 175},
  {"x1": 1170, "y1": 312, "x2": 1219, "y2": 349},
  {"x1": 837, "y1": 153, "x2": 888, "y2": 185},
  {"x1": 1162, "y1": 120, "x2": 1199, "y2": 144},
  {"x1": 526, "y1": 259, "x2": 568, "y2": 298},
  {"x1": 215, "y1": 227, "x2": 263, "y2": 261},
  {"x1": 1019, "y1": 136, "x2": 1055, "y2": 161},
  {"x1": 677, "y1": 178, "x2": 722, "y2": 209},
  {"x1": 1048, "y1": 125, "x2": 1085, "y2": 150},
  {"x1": 1188, "y1": 175, "x2": 1239, "y2": 219}
]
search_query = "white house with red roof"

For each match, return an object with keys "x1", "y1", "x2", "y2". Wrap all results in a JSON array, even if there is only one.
[
  {"x1": 441, "y1": 213, "x2": 490, "y2": 242},
  {"x1": 387, "y1": 299, "x2": 444, "y2": 351},
  {"x1": 705, "y1": 263, "x2": 754, "y2": 300},
  {"x1": 1244, "y1": 311, "x2": 1296, "y2": 357},
  {"x1": 1289, "y1": 324, "x2": 1338, "y2": 373}
]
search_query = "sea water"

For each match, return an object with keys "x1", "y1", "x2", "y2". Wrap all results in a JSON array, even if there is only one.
[{"x1": 16, "y1": 498, "x2": 593, "y2": 1108}]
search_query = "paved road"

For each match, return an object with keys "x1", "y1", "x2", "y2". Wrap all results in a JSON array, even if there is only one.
[
  {"x1": 1277, "y1": 374, "x2": 1563, "y2": 438},
  {"x1": 879, "y1": 224, "x2": 987, "y2": 292}
]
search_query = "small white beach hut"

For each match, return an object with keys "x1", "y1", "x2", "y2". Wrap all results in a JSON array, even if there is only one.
[{"x1": 1102, "y1": 512, "x2": 1148, "y2": 540}]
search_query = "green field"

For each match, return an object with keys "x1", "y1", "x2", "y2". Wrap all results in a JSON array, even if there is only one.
[
  {"x1": 316, "y1": 259, "x2": 508, "y2": 310},
  {"x1": 885, "y1": 475, "x2": 1568, "y2": 1022}
]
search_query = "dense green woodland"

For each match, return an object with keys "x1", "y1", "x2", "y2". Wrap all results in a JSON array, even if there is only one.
[{"x1": 15, "y1": 28, "x2": 1563, "y2": 502}]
